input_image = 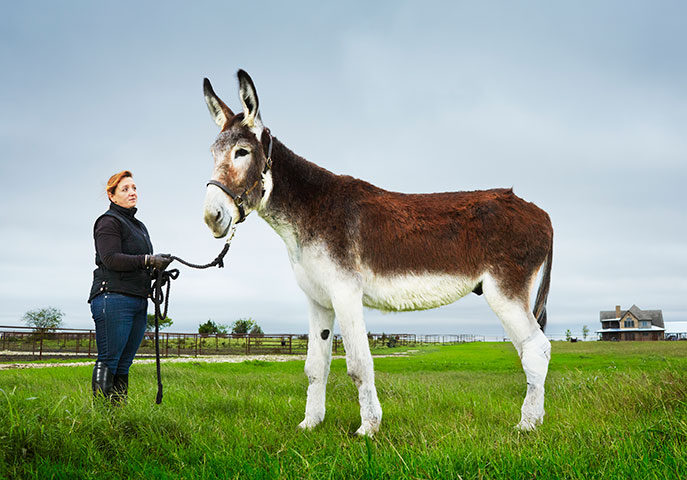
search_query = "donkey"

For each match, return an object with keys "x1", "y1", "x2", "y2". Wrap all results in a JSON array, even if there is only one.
[{"x1": 202, "y1": 70, "x2": 553, "y2": 435}]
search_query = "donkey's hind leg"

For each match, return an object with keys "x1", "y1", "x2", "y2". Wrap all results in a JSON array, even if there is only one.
[
  {"x1": 482, "y1": 275, "x2": 551, "y2": 431},
  {"x1": 299, "y1": 298, "x2": 335, "y2": 430},
  {"x1": 516, "y1": 327, "x2": 550, "y2": 430}
]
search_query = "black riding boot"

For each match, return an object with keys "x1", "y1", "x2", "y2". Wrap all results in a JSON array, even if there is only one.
[
  {"x1": 112, "y1": 373, "x2": 129, "y2": 405},
  {"x1": 92, "y1": 361, "x2": 114, "y2": 399}
]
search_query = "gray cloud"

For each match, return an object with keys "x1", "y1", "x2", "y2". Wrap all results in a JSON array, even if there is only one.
[{"x1": 1, "y1": 1, "x2": 685, "y2": 338}]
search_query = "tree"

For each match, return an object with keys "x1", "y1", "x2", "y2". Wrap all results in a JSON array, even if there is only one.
[
  {"x1": 565, "y1": 329, "x2": 572, "y2": 342},
  {"x1": 231, "y1": 318, "x2": 263, "y2": 335},
  {"x1": 198, "y1": 320, "x2": 228, "y2": 335},
  {"x1": 249, "y1": 324, "x2": 264, "y2": 336},
  {"x1": 582, "y1": 325, "x2": 590, "y2": 341},
  {"x1": 146, "y1": 314, "x2": 173, "y2": 332},
  {"x1": 22, "y1": 307, "x2": 64, "y2": 331}
]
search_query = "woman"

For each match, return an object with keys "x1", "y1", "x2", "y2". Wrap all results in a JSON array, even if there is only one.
[{"x1": 88, "y1": 170, "x2": 172, "y2": 402}]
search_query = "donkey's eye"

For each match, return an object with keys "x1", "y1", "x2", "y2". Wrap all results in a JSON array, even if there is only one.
[{"x1": 235, "y1": 148, "x2": 249, "y2": 158}]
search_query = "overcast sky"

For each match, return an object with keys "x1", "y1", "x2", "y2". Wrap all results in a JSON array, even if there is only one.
[{"x1": 1, "y1": 1, "x2": 685, "y2": 338}]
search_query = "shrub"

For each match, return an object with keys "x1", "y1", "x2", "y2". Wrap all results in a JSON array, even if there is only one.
[
  {"x1": 249, "y1": 324, "x2": 264, "y2": 337},
  {"x1": 231, "y1": 318, "x2": 262, "y2": 335},
  {"x1": 198, "y1": 320, "x2": 228, "y2": 335},
  {"x1": 146, "y1": 314, "x2": 173, "y2": 332}
]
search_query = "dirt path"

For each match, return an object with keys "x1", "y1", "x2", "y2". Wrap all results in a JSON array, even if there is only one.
[
  {"x1": 0, "y1": 352, "x2": 412, "y2": 370},
  {"x1": 0, "y1": 354, "x2": 308, "y2": 370}
]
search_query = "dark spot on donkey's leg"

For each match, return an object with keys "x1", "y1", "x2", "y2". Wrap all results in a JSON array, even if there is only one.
[
  {"x1": 321, "y1": 329, "x2": 330, "y2": 340},
  {"x1": 472, "y1": 282, "x2": 483, "y2": 296}
]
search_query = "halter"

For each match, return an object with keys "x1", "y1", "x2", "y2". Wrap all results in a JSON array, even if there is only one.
[{"x1": 206, "y1": 129, "x2": 273, "y2": 224}]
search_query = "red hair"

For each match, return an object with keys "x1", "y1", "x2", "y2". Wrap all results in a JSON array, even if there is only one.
[{"x1": 106, "y1": 170, "x2": 133, "y2": 196}]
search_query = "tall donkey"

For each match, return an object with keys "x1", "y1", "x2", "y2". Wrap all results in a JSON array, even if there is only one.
[{"x1": 202, "y1": 70, "x2": 553, "y2": 435}]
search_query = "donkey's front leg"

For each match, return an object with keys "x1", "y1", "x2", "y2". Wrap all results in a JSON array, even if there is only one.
[
  {"x1": 333, "y1": 289, "x2": 382, "y2": 436},
  {"x1": 298, "y1": 298, "x2": 335, "y2": 430}
]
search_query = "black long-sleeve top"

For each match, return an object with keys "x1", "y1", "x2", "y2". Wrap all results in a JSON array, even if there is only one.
[
  {"x1": 89, "y1": 202, "x2": 153, "y2": 302},
  {"x1": 94, "y1": 212, "x2": 147, "y2": 271}
]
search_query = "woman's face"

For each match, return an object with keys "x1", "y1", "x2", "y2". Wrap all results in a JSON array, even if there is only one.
[{"x1": 109, "y1": 177, "x2": 138, "y2": 208}]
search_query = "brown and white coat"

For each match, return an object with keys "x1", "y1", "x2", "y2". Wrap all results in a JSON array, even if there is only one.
[{"x1": 202, "y1": 70, "x2": 554, "y2": 435}]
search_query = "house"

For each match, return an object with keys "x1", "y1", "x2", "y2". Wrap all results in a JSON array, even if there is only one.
[{"x1": 597, "y1": 305, "x2": 665, "y2": 341}]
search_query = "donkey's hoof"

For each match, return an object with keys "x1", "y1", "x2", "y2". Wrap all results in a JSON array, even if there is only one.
[
  {"x1": 354, "y1": 422, "x2": 379, "y2": 437},
  {"x1": 515, "y1": 417, "x2": 542, "y2": 432},
  {"x1": 298, "y1": 418, "x2": 321, "y2": 431}
]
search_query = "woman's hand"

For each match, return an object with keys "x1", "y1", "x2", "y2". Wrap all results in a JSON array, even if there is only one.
[{"x1": 145, "y1": 254, "x2": 174, "y2": 271}]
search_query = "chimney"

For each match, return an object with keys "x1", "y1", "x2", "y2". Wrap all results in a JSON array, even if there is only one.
[{"x1": 615, "y1": 305, "x2": 621, "y2": 318}]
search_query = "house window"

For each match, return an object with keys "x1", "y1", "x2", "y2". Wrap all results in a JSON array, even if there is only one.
[
  {"x1": 624, "y1": 318, "x2": 635, "y2": 328},
  {"x1": 640, "y1": 321, "x2": 650, "y2": 328}
]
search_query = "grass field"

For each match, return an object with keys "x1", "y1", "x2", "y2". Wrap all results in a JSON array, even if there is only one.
[{"x1": 1, "y1": 341, "x2": 686, "y2": 479}]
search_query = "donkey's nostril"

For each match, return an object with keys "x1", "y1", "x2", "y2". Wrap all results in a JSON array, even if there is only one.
[{"x1": 215, "y1": 211, "x2": 222, "y2": 222}]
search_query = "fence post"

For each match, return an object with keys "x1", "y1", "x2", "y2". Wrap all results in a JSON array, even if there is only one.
[
  {"x1": 39, "y1": 329, "x2": 44, "y2": 360},
  {"x1": 246, "y1": 335, "x2": 250, "y2": 355},
  {"x1": 289, "y1": 335, "x2": 292, "y2": 355},
  {"x1": 194, "y1": 334, "x2": 198, "y2": 357}
]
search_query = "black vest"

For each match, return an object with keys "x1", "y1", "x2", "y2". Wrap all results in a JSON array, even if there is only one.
[{"x1": 88, "y1": 203, "x2": 154, "y2": 302}]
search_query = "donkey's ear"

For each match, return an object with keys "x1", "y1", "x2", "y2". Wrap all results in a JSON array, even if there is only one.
[
  {"x1": 237, "y1": 69, "x2": 261, "y2": 127},
  {"x1": 203, "y1": 78, "x2": 234, "y2": 129}
]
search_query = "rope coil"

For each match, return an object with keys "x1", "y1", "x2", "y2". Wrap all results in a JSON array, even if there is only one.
[{"x1": 150, "y1": 226, "x2": 236, "y2": 404}]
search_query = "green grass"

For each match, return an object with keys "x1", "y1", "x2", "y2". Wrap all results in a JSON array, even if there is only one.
[{"x1": 1, "y1": 342, "x2": 685, "y2": 479}]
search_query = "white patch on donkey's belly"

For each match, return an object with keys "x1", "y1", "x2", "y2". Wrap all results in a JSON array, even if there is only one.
[{"x1": 361, "y1": 269, "x2": 480, "y2": 312}]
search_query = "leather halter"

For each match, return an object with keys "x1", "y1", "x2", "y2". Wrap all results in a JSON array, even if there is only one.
[{"x1": 206, "y1": 129, "x2": 273, "y2": 224}]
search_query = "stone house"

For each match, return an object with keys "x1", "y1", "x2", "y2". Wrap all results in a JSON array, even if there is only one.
[{"x1": 597, "y1": 305, "x2": 665, "y2": 341}]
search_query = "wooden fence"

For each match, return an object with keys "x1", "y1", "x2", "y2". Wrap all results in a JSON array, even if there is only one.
[{"x1": 0, "y1": 326, "x2": 483, "y2": 360}]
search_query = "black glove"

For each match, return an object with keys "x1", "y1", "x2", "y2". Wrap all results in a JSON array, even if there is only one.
[{"x1": 146, "y1": 254, "x2": 173, "y2": 271}]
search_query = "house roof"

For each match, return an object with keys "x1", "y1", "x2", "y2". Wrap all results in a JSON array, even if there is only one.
[
  {"x1": 599, "y1": 304, "x2": 664, "y2": 328},
  {"x1": 596, "y1": 325, "x2": 665, "y2": 333}
]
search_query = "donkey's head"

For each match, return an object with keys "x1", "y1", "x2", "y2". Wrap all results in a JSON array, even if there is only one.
[{"x1": 202, "y1": 70, "x2": 271, "y2": 238}]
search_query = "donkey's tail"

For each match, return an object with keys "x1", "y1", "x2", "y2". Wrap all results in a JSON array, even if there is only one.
[{"x1": 533, "y1": 233, "x2": 553, "y2": 332}]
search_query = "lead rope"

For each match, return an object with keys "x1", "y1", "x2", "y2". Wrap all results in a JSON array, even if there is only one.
[{"x1": 150, "y1": 226, "x2": 236, "y2": 404}]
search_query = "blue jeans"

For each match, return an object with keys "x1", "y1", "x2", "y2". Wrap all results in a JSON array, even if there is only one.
[{"x1": 90, "y1": 293, "x2": 148, "y2": 375}]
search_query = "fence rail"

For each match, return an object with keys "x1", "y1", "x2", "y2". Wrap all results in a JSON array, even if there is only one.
[{"x1": 0, "y1": 326, "x2": 483, "y2": 360}]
